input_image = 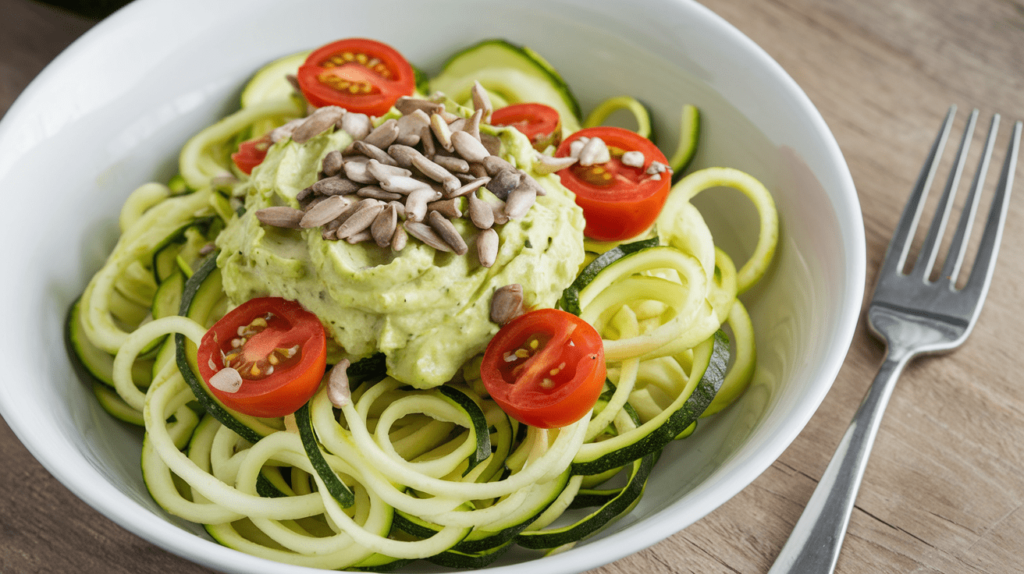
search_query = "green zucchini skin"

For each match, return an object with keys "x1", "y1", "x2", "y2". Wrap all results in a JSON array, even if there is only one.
[
  {"x1": 436, "y1": 386, "x2": 491, "y2": 476},
  {"x1": 66, "y1": 298, "x2": 154, "y2": 389},
  {"x1": 570, "y1": 330, "x2": 729, "y2": 476},
  {"x1": 429, "y1": 39, "x2": 582, "y2": 133},
  {"x1": 558, "y1": 237, "x2": 660, "y2": 316},
  {"x1": 255, "y1": 473, "x2": 287, "y2": 498},
  {"x1": 294, "y1": 403, "x2": 356, "y2": 508},
  {"x1": 517, "y1": 452, "x2": 658, "y2": 549},
  {"x1": 173, "y1": 252, "x2": 270, "y2": 445},
  {"x1": 425, "y1": 540, "x2": 516, "y2": 569}
]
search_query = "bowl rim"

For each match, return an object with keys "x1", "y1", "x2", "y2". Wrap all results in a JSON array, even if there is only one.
[{"x1": 0, "y1": 0, "x2": 866, "y2": 572}]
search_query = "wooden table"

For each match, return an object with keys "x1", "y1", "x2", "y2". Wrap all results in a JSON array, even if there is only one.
[{"x1": 3, "y1": 0, "x2": 1023, "y2": 572}]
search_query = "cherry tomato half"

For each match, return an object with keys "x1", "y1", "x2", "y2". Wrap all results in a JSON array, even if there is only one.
[
  {"x1": 231, "y1": 134, "x2": 272, "y2": 175},
  {"x1": 481, "y1": 309, "x2": 605, "y2": 429},
  {"x1": 554, "y1": 126, "x2": 671, "y2": 241},
  {"x1": 197, "y1": 297, "x2": 327, "y2": 418},
  {"x1": 297, "y1": 38, "x2": 415, "y2": 117},
  {"x1": 490, "y1": 103, "x2": 562, "y2": 152}
]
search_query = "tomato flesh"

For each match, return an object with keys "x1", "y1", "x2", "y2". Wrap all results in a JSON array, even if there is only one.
[
  {"x1": 297, "y1": 38, "x2": 415, "y2": 117},
  {"x1": 481, "y1": 309, "x2": 605, "y2": 429},
  {"x1": 490, "y1": 103, "x2": 562, "y2": 152},
  {"x1": 555, "y1": 127, "x2": 671, "y2": 241},
  {"x1": 198, "y1": 297, "x2": 327, "y2": 418},
  {"x1": 231, "y1": 134, "x2": 272, "y2": 175}
]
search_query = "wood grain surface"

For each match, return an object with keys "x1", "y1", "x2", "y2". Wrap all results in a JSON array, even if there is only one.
[{"x1": 2, "y1": 0, "x2": 1023, "y2": 572}]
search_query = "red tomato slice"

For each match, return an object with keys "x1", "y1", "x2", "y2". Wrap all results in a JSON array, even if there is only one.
[
  {"x1": 197, "y1": 297, "x2": 327, "y2": 418},
  {"x1": 297, "y1": 38, "x2": 415, "y2": 117},
  {"x1": 481, "y1": 309, "x2": 605, "y2": 429},
  {"x1": 554, "y1": 127, "x2": 671, "y2": 241},
  {"x1": 231, "y1": 134, "x2": 272, "y2": 175},
  {"x1": 490, "y1": 103, "x2": 562, "y2": 152}
]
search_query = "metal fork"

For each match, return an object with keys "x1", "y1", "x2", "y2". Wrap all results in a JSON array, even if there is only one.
[{"x1": 768, "y1": 106, "x2": 1022, "y2": 574}]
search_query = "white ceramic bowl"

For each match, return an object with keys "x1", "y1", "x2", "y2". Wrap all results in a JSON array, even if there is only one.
[{"x1": 0, "y1": 0, "x2": 865, "y2": 572}]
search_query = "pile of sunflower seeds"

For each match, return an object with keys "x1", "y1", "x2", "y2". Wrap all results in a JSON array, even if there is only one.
[{"x1": 254, "y1": 82, "x2": 568, "y2": 268}]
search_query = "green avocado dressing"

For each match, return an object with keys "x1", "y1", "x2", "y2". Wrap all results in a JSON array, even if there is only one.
[{"x1": 216, "y1": 123, "x2": 585, "y2": 388}]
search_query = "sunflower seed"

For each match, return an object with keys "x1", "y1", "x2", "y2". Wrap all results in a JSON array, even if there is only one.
[
  {"x1": 380, "y1": 174, "x2": 431, "y2": 195},
  {"x1": 387, "y1": 144, "x2": 423, "y2": 169},
  {"x1": 569, "y1": 137, "x2": 588, "y2": 158},
  {"x1": 411, "y1": 154, "x2": 454, "y2": 184},
  {"x1": 363, "y1": 119, "x2": 399, "y2": 149},
  {"x1": 465, "y1": 108, "x2": 483, "y2": 140},
  {"x1": 404, "y1": 221, "x2": 453, "y2": 252},
  {"x1": 313, "y1": 176, "x2": 361, "y2": 196},
  {"x1": 481, "y1": 155, "x2": 512, "y2": 177},
  {"x1": 449, "y1": 176, "x2": 491, "y2": 198},
  {"x1": 300, "y1": 195, "x2": 352, "y2": 228},
  {"x1": 433, "y1": 155, "x2": 470, "y2": 174},
  {"x1": 486, "y1": 169, "x2": 521, "y2": 199},
  {"x1": 271, "y1": 118, "x2": 305, "y2": 143},
  {"x1": 468, "y1": 194, "x2": 495, "y2": 229},
  {"x1": 303, "y1": 195, "x2": 328, "y2": 211},
  {"x1": 481, "y1": 133, "x2": 502, "y2": 156},
  {"x1": 395, "y1": 132, "x2": 420, "y2": 147},
  {"x1": 327, "y1": 359, "x2": 351, "y2": 408},
  {"x1": 321, "y1": 150, "x2": 345, "y2": 177},
  {"x1": 341, "y1": 112, "x2": 372, "y2": 140},
  {"x1": 389, "y1": 200, "x2": 407, "y2": 220},
  {"x1": 357, "y1": 185, "x2": 403, "y2": 201},
  {"x1": 533, "y1": 154, "x2": 577, "y2": 175},
  {"x1": 578, "y1": 136, "x2": 610, "y2": 166},
  {"x1": 199, "y1": 242, "x2": 216, "y2": 256},
  {"x1": 336, "y1": 201, "x2": 385, "y2": 239},
  {"x1": 492, "y1": 200, "x2": 510, "y2": 225},
  {"x1": 210, "y1": 367, "x2": 243, "y2": 393},
  {"x1": 405, "y1": 187, "x2": 440, "y2": 222},
  {"x1": 621, "y1": 151, "x2": 645, "y2": 168},
  {"x1": 344, "y1": 160, "x2": 377, "y2": 184},
  {"x1": 296, "y1": 186, "x2": 316, "y2": 203},
  {"x1": 352, "y1": 141, "x2": 398, "y2": 166},
  {"x1": 450, "y1": 118, "x2": 468, "y2": 133},
  {"x1": 504, "y1": 186, "x2": 536, "y2": 219},
  {"x1": 441, "y1": 110, "x2": 462, "y2": 123},
  {"x1": 430, "y1": 113, "x2": 454, "y2": 152},
  {"x1": 331, "y1": 198, "x2": 367, "y2": 227},
  {"x1": 471, "y1": 81, "x2": 493, "y2": 121},
  {"x1": 517, "y1": 170, "x2": 547, "y2": 196},
  {"x1": 476, "y1": 228, "x2": 499, "y2": 268},
  {"x1": 427, "y1": 211, "x2": 468, "y2": 255},
  {"x1": 391, "y1": 224, "x2": 408, "y2": 251},
  {"x1": 646, "y1": 160, "x2": 670, "y2": 175},
  {"x1": 371, "y1": 203, "x2": 397, "y2": 247},
  {"x1": 396, "y1": 112, "x2": 428, "y2": 144},
  {"x1": 490, "y1": 284, "x2": 524, "y2": 325},
  {"x1": 367, "y1": 159, "x2": 412, "y2": 181},
  {"x1": 291, "y1": 106, "x2": 345, "y2": 143},
  {"x1": 395, "y1": 97, "x2": 443, "y2": 116},
  {"x1": 428, "y1": 198, "x2": 463, "y2": 219},
  {"x1": 466, "y1": 165, "x2": 487, "y2": 182},
  {"x1": 452, "y1": 131, "x2": 490, "y2": 162},
  {"x1": 419, "y1": 124, "x2": 436, "y2": 157},
  {"x1": 322, "y1": 217, "x2": 343, "y2": 240},
  {"x1": 255, "y1": 206, "x2": 305, "y2": 229},
  {"x1": 286, "y1": 74, "x2": 301, "y2": 93},
  {"x1": 346, "y1": 229, "x2": 373, "y2": 244}
]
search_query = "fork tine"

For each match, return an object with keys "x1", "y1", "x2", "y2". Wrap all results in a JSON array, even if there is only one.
[
  {"x1": 963, "y1": 120, "x2": 1021, "y2": 299},
  {"x1": 911, "y1": 109, "x2": 978, "y2": 279},
  {"x1": 881, "y1": 106, "x2": 956, "y2": 277},
  {"x1": 938, "y1": 113, "x2": 999, "y2": 284}
]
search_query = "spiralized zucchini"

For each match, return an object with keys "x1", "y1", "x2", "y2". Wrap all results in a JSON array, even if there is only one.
[{"x1": 67, "y1": 48, "x2": 780, "y2": 569}]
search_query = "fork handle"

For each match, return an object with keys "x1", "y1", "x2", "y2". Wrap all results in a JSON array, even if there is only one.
[{"x1": 767, "y1": 351, "x2": 912, "y2": 574}]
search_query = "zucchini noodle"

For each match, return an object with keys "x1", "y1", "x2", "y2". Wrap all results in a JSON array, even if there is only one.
[{"x1": 66, "y1": 40, "x2": 781, "y2": 569}]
